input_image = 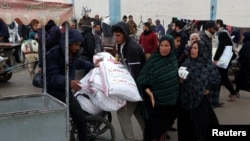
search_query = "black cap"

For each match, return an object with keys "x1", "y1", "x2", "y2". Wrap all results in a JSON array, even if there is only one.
[
  {"x1": 205, "y1": 21, "x2": 216, "y2": 29},
  {"x1": 143, "y1": 22, "x2": 150, "y2": 28}
]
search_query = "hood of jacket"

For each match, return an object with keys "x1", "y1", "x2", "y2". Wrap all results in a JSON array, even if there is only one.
[
  {"x1": 243, "y1": 32, "x2": 250, "y2": 43},
  {"x1": 60, "y1": 29, "x2": 83, "y2": 55},
  {"x1": 112, "y1": 21, "x2": 130, "y2": 40}
]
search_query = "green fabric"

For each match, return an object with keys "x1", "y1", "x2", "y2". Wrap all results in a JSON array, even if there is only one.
[{"x1": 136, "y1": 35, "x2": 179, "y2": 106}]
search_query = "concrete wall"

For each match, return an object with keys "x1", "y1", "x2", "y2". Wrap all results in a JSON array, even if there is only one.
[
  {"x1": 216, "y1": 0, "x2": 250, "y2": 27},
  {"x1": 73, "y1": 0, "x2": 250, "y2": 28},
  {"x1": 73, "y1": 0, "x2": 110, "y2": 19}
]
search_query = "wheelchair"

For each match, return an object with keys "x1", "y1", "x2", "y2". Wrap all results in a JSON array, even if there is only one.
[
  {"x1": 0, "y1": 56, "x2": 12, "y2": 82},
  {"x1": 69, "y1": 109, "x2": 115, "y2": 141}
]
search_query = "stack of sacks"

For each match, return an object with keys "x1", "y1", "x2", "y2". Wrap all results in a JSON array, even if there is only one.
[{"x1": 75, "y1": 52, "x2": 142, "y2": 114}]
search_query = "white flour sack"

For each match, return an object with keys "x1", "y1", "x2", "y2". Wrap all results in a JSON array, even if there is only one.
[
  {"x1": 89, "y1": 90, "x2": 126, "y2": 111},
  {"x1": 74, "y1": 74, "x2": 102, "y2": 115},
  {"x1": 93, "y1": 52, "x2": 115, "y2": 63},
  {"x1": 98, "y1": 60, "x2": 142, "y2": 102},
  {"x1": 77, "y1": 71, "x2": 91, "y2": 92},
  {"x1": 75, "y1": 65, "x2": 125, "y2": 112},
  {"x1": 88, "y1": 68, "x2": 108, "y2": 94},
  {"x1": 75, "y1": 94, "x2": 103, "y2": 115},
  {"x1": 77, "y1": 68, "x2": 107, "y2": 95}
]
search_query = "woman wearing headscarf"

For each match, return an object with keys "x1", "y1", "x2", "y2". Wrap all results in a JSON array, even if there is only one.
[
  {"x1": 213, "y1": 31, "x2": 238, "y2": 102},
  {"x1": 235, "y1": 32, "x2": 250, "y2": 93},
  {"x1": 178, "y1": 32, "x2": 200, "y2": 66},
  {"x1": 136, "y1": 34, "x2": 179, "y2": 141},
  {"x1": 178, "y1": 40, "x2": 220, "y2": 141}
]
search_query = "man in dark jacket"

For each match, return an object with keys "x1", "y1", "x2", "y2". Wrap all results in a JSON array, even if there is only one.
[
  {"x1": 199, "y1": 21, "x2": 224, "y2": 107},
  {"x1": 75, "y1": 25, "x2": 96, "y2": 80},
  {"x1": 0, "y1": 18, "x2": 10, "y2": 42},
  {"x1": 37, "y1": 20, "x2": 61, "y2": 70},
  {"x1": 199, "y1": 20, "x2": 217, "y2": 59},
  {"x1": 93, "y1": 23, "x2": 104, "y2": 53},
  {"x1": 46, "y1": 29, "x2": 95, "y2": 141},
  {"x1": 80, "y1": 25, "x2": 96, "y2": 63},
  {"x1": 111, "y1": 21, "x2": 146, "y2": 141}
]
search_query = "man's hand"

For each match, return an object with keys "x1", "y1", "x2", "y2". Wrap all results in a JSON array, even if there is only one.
[
  {"x1": 0, "y1": 36, "x2": 4, "y2": 42},
  {"x1": 38, "y1": 67, "x2": 42, "y2": 73},
  {"x1": 204, "y1": 89, "x2": 210, "y2": 95},
  {"x1": 108, "y1": 58, "x2": 120, "y2": 64},
  {"x1": 179, "y1": 78, "x2": 184, "y2": 84},
  {"x1": 70, "y1": 80, "x2": 82, "y2": 91},
  {"x1": 94, "y1": 58, "x2": 103, "y2": 67},
  {"x1": 213, "y1": 61, "x2": 218, "y2": 65}
]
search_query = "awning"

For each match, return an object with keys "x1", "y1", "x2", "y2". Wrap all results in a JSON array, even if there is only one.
[{"x1": 0, "y1": 0, "x2": 73, "y2": 26}]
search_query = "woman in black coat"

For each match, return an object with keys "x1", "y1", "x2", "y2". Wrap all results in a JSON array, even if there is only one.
[
  {"x1": 178, "y1": 40, "x2": 220, "y2": 141},
  {"x1": 235, "y1": 32, "x2": 250, "y2": 93}
]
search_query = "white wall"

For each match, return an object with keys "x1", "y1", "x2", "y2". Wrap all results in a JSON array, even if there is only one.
[
  {"x1": 73, "y1": 0, "x2": 250, "y2": 28},
  {"x1": 217, "y1": 0, "x2": 250, "y2": 27},
  {"x1": 73, "y1": 0, "x2": 109, "y2": 19}
]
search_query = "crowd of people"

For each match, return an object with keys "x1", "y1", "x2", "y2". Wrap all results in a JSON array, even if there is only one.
[{"x1": 1, "y1": 13, "x2": 250, "y2": 141}]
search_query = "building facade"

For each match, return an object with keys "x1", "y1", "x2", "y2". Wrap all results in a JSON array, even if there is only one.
[{"x1": 73, "y1": 0, "x2": 250, "y2": 29}]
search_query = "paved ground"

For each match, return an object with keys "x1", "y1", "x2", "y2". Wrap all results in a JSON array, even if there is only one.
[{"x1": 0, "y1": 66, "x2": 250, "y2": 141}]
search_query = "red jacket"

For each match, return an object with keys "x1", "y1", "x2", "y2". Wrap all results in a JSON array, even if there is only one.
[{"x1": 139, "y1": 31, "x2": 158, "y2": 53}]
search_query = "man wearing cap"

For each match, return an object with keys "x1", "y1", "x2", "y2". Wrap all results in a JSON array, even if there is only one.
[{"x1": 45, "y1": 29, "x2": 101, "y2": 141}]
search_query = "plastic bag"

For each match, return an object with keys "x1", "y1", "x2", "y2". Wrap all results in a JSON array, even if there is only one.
[{"x1": 32, "y1": 72, "x2": 42, "y2": 88}]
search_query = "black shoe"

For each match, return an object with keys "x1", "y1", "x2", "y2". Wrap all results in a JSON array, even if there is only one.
[
  {"x1": 212, "y1": 102, "x2": 224, "y2": 108},
  {"x1": 228, "y1": 93, "x2": 240, "y2": 98},
  {"x1": 168, "y1": 127, "x2": 177, "y2": 131},
  {"x1": 166, "y1": 133, "x2": 171, "y2": 140}
]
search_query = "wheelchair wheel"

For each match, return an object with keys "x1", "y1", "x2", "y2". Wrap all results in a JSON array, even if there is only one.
[
  {"x1": 70, "y1": 120, "x2": 78, "y2": 141},
  {"x1": 0, "y1": 65, "x2": 12, "y2": 82},
  {"x1": 70, "y1": 115, "x2": 115, "y2": 141},
  {"x1": 101, "y1": 112, "x2": 112, "y2": 123}
]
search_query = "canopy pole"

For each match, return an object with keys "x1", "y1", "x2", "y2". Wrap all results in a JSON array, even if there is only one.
[
  {"x1": 42, "y1": 26, "x2": 47, "y2": 94},
  {"x1": 65, "y1": 22, "x2": 70, "y2": 141},
  {"x1": 210, "y1": 0, "x2": 217, "y2": 20},
  {"x1": 109, "y1": 0, "x2": 121, "y2": 25}
]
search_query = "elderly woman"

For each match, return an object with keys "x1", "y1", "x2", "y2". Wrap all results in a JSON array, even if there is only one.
[
  {"x1": 177, "y1": 40, "x2": 220, "y2": 141},
  {"x1": 136, "y1": 34, "x2": 179, "y2": 141},
  {"x1": 178, "y1": 32, "x2": 200, "y2": 66}
]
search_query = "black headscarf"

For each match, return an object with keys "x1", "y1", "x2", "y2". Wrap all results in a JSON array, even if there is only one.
[
  {"x1": 137, "y1": 34, "x2": 178, "y2": 106},
  {"x1": 239, "y1": 32, "x2": 250, "y2": 64},
  {"x1": 179, "y1": 40, "x2": 220, "y2": 110}
]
